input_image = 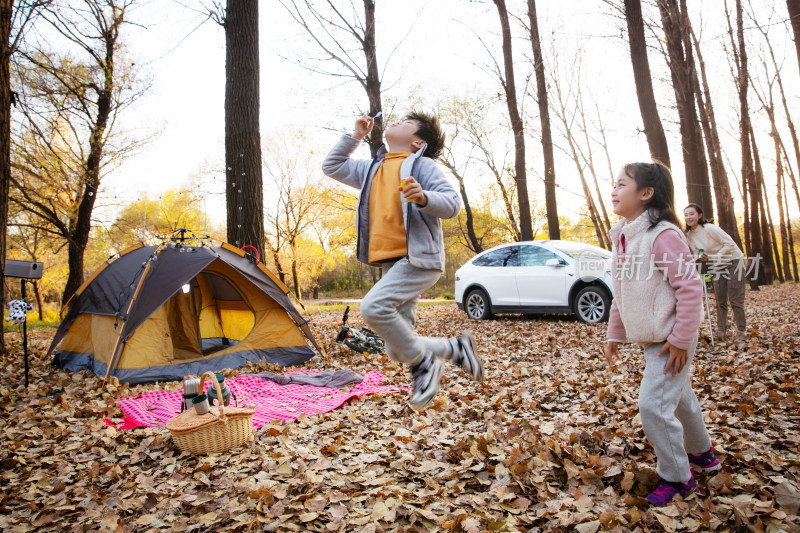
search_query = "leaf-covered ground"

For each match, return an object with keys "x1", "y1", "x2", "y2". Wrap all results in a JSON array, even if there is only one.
[{"x1": 1, "y1": 285, "x2": 799, "y2": 532}]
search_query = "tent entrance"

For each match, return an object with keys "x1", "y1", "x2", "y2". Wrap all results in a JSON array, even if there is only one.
[
  {"x1": 194, "y1": 271, "x2": 255, "y2": 356},
  {"x1": 162, "y1": 271, "x2": 256, "y2": 358}
]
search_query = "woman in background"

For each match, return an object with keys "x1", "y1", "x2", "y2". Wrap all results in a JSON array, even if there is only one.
[{"x1": 683, "y1": 203, "x2": 747, "y2": 341}]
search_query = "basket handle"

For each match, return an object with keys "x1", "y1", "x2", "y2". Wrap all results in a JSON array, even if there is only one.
[{"x1": 199, "y1": 371, "x2": 226, "y2": 418}]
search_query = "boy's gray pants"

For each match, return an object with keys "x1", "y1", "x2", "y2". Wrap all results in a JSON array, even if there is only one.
[
  {"x1": 360, "y1": 258, "x2": 452, "y2": 365},
  {"x1": 639, "y1": 336, "x2": 712, "y2": 483}
]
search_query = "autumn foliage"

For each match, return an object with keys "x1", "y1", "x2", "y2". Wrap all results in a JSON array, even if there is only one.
[{"x1": 0, "y1": 285, "x2": 797, "y2": 531}]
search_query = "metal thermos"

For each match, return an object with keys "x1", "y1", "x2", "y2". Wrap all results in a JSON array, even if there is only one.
[
  {"x1": 182, "y1": 377, "x2": 200, "y2": 412},
  {"x1": 207, "y1": 373, "x2": 233, "y2": 407}
]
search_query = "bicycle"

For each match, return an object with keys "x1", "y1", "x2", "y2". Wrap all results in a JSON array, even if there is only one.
[{"x1": 335, "y1": 306, "x2": 385, "y2": 354}]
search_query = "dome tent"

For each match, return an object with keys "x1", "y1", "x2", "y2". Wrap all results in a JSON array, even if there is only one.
[{"x1": 47, "y1": 242, "x2": 322, "y2": 385}]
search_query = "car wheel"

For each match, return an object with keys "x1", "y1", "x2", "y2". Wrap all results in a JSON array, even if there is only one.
[
  {"x1": 465, "y1": 289, "x2": 492, "y2": 320},
  {"x1": 574, "y1": 286, "x2": 610, "y2": 323}
]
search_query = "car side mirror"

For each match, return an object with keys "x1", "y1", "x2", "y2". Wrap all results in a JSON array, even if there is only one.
[{"x1": 546, "y1": 258, "x2": 562, "y2": 267}]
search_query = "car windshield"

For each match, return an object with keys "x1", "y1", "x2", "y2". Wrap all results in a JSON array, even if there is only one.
[{"x1": 553, "y1": 243, "x2": 611, "y2": 261}]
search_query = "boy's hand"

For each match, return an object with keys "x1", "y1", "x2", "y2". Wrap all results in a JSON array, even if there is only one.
[
  {"x1": 658, "y1": 342, "x2": 688, "y2": 376},
  {"x1": 604, "y1": 341, "x2": 619, "y2": 366},
  {"x1": 354, "y1": 115, "x2": 374, "y2": 141},
  {"x1": 400, "y1": 176, "x2": 427, "y2": 206}
]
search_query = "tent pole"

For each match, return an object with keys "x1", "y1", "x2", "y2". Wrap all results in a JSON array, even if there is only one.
[
  {"x1": 38, "y1": 326, "x2": 57, "y2": 362},
  {"x1": 101, "y1": 244, "x2": 165, "y2": 388},
  {"x1": 306, "y1": 321, "x2": 328, "y2": 362},
  {"x1": 284, "y1": 289, "x2": 327, "y2": 362}
]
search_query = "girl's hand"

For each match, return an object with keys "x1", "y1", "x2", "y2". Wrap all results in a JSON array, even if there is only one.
[
  {"x1": 604, "y1": 341, "x2": 620, "y2": 366},
  {"x1": 354, "y1": 115, "x2": 374, "y2": 140},
  {"x1": 658, "y1": 342, "x2": 688, "y2": 376},
  {"x1": 400, "y1": 176, "x2": 427, "y2": 206}
]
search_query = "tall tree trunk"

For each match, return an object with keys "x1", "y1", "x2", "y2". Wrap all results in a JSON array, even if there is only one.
[
  {"x1": 492, "y1": 169, "x2": 521, "y2": 242},
  {"x1": 576, "y1": 160, "x2": 607, "y2": 249},
  {"x1": 782, "y1": 172, "x2": 799, "y2": 281},
  {"x1": 362, "y1": 0, "x2": 383, "y2": 158},
  {"x1": 757, "y1": 160, "x2": 782, "y2": 283},
  {"x1": 751, "y1": 131, "x2": 775, "y2": 284},
  {"x1": 624, "y1": 0, "x2": 671, "y2": 167},
  {"x1": 742, "y1": 160, "x2": 752, "y2": 256},
  {"x1": 527, "y1": 0, "x2": 559, "y2": 240},
  {"x1": 225, "y1": 0, "x2": 266, "y2": 259},
  {"x1": 688, "y1": 25, "x2": 741, "y2": 247},
  {"x1": 762, "y1": 189, "x2": 782, "y2": 283},
  {"x1": 267, "y1": 237, "x2": 286, "y2": 284},
  {"x1": 494, "y1": 0, "x2": 534, "y2": 241},
  {"x1": 33, "y1": 280, "x2": 43, "y2": 321},
  {"x1": 780, "y1": 111, "x2": 800, "y2": 214},
  {"x1": 776, "y1": 139, "x2": 792, "y2": 281},
  {"x1": 62, "y1": 12, "x2": 116, "y2": 304},
  {"x1": 763, "y1": 27, "x2": 800, "y2": 213},
  {"x1": 788, "y1": 0, "x2": 800, "y2": 74},
  {"x1": 290, "y1": 239, "x2": 300, "y2": 299},
  {"x1": 64, "y1": 240, "x2": 86, "y2": 305},
  {"x1": 659, "y1": 0, "x2": 714, "y2": 218},
  {"x1": 582, "y1": 178, "x2": 607, "y2": 249},
  {"x1": 0, "y1": 0, "x2": 10, "y2": 354},
  {"x1": 441, "y1": 160, "x2": 482, "y2": 253},
  {"x1": 763, "y1": 196, "x2": 782, "y2": 282},
  {"x1": 728, "y1": 0, "x2": 764, "y2": 287}
]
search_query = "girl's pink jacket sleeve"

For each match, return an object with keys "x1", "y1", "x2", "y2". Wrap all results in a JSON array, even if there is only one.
[
  {"x1": 653, "y1": 230, "x2": 704, "y2": 349},
  {"x1": 607, "y1": 301, "x2": 626, "y2": 343}
]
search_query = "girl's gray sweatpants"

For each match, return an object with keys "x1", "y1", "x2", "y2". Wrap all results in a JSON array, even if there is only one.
[
  {"x1": 360, "y1": 258, "x2": 452, "y2": 365},
  {"x1": 639, "y1": 335, "x2": 712, "y2": 483}
]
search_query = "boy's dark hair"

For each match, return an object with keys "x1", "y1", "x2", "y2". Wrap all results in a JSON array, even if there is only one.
[
  {"x1": 405, "y1": 110, "x2": 445, "y2": 160},
  {"x1": 623, "y1": 161, "x2": 682, "y2": 229},
  {"x1": 684, "y1": 203, "x2": 712, "y2": 232}
]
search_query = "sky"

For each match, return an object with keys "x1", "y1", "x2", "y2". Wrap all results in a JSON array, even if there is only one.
[{"x1": 97, "y1": 0, "x2": 800, "y2": 235}]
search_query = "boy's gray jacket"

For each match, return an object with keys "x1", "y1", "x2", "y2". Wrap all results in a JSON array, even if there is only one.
[{"x1": 322, "y1": 134, "x2": 460, "y2": 271}]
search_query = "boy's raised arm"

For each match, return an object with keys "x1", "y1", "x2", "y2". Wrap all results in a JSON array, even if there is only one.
[
  {"x1": 321, "y1": 115, "x2": 375, "y2": 189},
  {"x1": 416, "y1": 161, "x2": 461, "y2": 220}
]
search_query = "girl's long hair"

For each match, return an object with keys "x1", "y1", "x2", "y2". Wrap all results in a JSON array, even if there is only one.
[
  {"x1": 684, "y1": 203, "x2": 712, "y2": 232},
  {"x1": 622, "y1": 161, "x2": 682, "y2": 229}
]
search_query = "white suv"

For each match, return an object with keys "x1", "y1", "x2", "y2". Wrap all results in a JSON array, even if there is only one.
[{"x1": 455, "y1": 240, "x2": 613, "y2": 323}]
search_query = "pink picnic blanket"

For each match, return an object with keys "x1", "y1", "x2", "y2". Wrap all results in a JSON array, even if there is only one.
[{"x1": 114, "y1": 370, "x2": 403, "y2": 429}]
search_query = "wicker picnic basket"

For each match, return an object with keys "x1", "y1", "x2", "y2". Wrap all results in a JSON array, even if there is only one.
[{"x1": 166, "y1": 372, "x2": 255, "y2": 454}]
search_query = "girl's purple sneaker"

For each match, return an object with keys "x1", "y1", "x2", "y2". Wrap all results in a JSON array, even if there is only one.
[
  {"x1": 688, "y1": 446, "x2": 721, "y2": 472},
  {"x1": 646, "y1": 474, "x2": 696, "y2": 506}
]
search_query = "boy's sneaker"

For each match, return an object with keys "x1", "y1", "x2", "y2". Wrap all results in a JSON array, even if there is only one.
[
  {"x1": 409, "y1": 355, "x2": 444, "y2": 409},
  {"x1": 449, "y1": 332, "x2": 484, "y2": 382},
  {"x1": 688, "y1": 446, "x2": 721, "y2": 472},
  {"x1": 646, "y1": 473, "x2": 696, "y2": 506}
]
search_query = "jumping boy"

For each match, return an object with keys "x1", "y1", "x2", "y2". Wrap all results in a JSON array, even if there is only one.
[{"x1": 322, "y1": 111, "x2": 484, "y2": 408}]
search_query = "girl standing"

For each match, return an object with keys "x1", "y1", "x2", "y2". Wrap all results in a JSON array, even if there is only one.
[{"x1": 605, "y1": 162, "x2": 720, "y2": 506}]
